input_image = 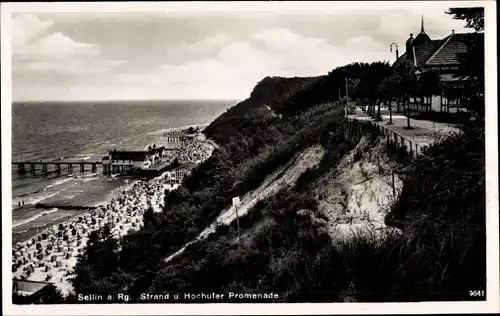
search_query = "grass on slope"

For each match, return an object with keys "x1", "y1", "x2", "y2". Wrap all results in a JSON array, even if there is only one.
[{"x1": 147, "y1": 119, "x2": 486, "y2": 303}]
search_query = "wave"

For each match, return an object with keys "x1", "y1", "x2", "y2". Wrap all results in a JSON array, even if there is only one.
[
  {"x1": 44, "y1": 177, "x2": 73, "y2": 190},
  {"x1": 13, "y1": 208, "x2": 59, "y2": 228},
  {"x1": 13, "y1": 191, "x2": 60, "y2": 206},
  {"x1": 80, "y1": 174, "x2": 100, "y2": 181},
  {"x1": 13, "y1": 177, "x2": 74, "y2": 205}
]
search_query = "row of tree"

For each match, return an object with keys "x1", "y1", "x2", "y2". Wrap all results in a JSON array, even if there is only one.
[{"x1": 352, "y1": 61, "x2": 440, "y2": 128}]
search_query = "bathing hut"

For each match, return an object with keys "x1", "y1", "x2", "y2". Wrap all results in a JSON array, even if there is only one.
[{"x1": 26, "y1": 264, "x2": 35, "y2": 274}]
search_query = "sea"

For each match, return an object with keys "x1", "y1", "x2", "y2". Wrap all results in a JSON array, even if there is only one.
[{"x1": 10, "y1": 100, "x2": 234, "y2": 244}]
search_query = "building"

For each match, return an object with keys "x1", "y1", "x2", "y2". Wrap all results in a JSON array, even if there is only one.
[
  {"x1": 175, "y1": 166, "x2": 191, "y2": 182},
  {"x1": 102, "y1": 150, "x2": 150, "y2": 174},
  {"x1": 148, "y1": 146, "x2": 168, "y2": 163},
  {"x1": 164, "y1": 131, "x2": 184, "y2": 146},
  {"x1": 392, "y1": 16, "x2": 483, "y2": 113},
  {"x1": 12, "y1": 279, "x2": 59, "y2": 304},
  {"x1": 163, "y1": 163, "x2": 195, "y2": 184}
]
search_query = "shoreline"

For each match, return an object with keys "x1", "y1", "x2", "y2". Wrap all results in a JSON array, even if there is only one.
[
  {"x1": 12, "y1": 178, "x2": 141, "y2": 245},
  {"x1": 11, "y1": 136, "x2": 218, "y2": 296},
  {"x1": 10, "y1": 120, "x2": 213, "y2": 241},
  {"x1": 12, "y1": 168, "x2": 174, "y2": 295}
]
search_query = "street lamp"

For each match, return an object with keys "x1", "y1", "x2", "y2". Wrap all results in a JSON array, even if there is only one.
[{"x1": 390, "y1": 43, "x2": 399, "y2": 60}]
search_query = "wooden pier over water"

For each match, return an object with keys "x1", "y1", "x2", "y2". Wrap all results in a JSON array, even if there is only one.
[{"x1": 12, "y1": 160, "x2": 103, "y2": 175}]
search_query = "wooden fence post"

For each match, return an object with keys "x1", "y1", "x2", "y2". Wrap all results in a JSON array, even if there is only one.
[{"x1": 391, "y1": 171, "x2": 396, "y2": 197}]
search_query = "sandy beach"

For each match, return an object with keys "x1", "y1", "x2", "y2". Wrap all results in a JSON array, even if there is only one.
[{"x1": 11, "y1": 134, "x2": 216, "y2": 296}]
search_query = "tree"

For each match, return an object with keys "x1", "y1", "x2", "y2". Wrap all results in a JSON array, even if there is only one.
[
  {"x1": 70, "y1": 224, "x2": 120, "y2": 293},
  {"x1": 417, "y1": 71, "x2": 441, "y2": 112},
  {"x1": 446, "y1": 8, "x2": 484, "y2": 31},
  {"x1": 455, "y1": 34, "x2": 484, "y2": 116},
  {"x1": 356, "y1": 62, "x2": 392, "y2": 119},
  {"x1": 441, "y1": 82, "x2": 464, "y2": 111},
  {"x1": 446, "y1": 8, "x2": 485, "y2": 118},
  {"x1": 377, "y1": 75, "x2": 402, "y2": 124},
  {"x1": 395, "y1": 61, "x2": 419, "y2": 129}
]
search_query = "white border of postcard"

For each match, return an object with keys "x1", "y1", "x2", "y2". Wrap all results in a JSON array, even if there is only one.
[{"x1": 2, "y1": 1, "x2": 498, "y2": 315}]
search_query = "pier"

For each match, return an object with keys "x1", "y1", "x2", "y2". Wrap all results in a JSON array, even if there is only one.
[
  {"x1": 34, "y1": 203, "x2": 98, "y2": 211},
  {"x1": 12, "y1": 160, "x2": 103, "y2": 176}
]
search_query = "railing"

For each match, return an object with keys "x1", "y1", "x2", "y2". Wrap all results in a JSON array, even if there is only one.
[
  {"x1": 12, "y1": 161, "x2": 102, "y2": 165},
  {"x1": 345, "y1": 117, "x2": 424, "y2": 158},
  {"x1": 367, "y1": 121, "x2": 421, "y2": 158}
]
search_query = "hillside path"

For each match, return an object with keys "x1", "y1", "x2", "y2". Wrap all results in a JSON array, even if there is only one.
[
  {"x1": 163, "y1": 145, "x2": 325, "y2": 264},
  {"x1": 346, "y1": 106, "x2": 461, "y2": 148}
]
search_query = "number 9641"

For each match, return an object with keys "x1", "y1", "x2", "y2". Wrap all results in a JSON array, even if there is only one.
[{"x1": 469, "y1": 290, "x2": 485, "y2": 297}]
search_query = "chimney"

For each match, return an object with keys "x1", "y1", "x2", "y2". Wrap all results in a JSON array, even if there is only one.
[{"x1": 452, "y1": 29, "x2": 455, "y2": 34}]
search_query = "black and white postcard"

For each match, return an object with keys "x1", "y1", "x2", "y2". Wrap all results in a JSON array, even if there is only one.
[{"x1": 1, "y1": 1, "x2": 498, "y2": 315}]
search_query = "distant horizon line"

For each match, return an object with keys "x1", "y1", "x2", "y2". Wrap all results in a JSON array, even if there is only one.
[{"x1": 12, "y1": 98, "x2": 244, "y2": 103}]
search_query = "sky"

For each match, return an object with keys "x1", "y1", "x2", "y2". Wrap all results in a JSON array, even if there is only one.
[{"x1": 10, "y1": 3, "x2": 475, "y2": 101}]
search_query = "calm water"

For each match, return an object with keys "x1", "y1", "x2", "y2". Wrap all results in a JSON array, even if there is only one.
[{"x1": 11, "y1": 100, "x2": 233, "y2": 243}]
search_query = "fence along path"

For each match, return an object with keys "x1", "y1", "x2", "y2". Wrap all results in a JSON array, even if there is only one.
[{"x1": 346, "y1": 106, "x2": 461, "y2": 157}]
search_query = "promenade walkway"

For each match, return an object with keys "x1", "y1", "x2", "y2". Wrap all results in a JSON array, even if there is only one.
[{"x1": 346, "y1": 106, "x2": 461, "y2": 150}]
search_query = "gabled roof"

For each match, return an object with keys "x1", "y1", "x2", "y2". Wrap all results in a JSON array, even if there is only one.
[
  {"x1": 425, "y1": 33, "x2": 482, "y2": 66},
  {"x1": 13, "y1": 279, "x2": 54, "y2": 296},
  {"x1": 393, "y1": 32, "x2": 482, "y2": 69},
  {"x1": 415, "y1": 39, "x2": 442, "y2": 67},
  {"x1": 110, "y1": 151, "x2": 148, "y2": 161},
  {"x1": 148, "y1": 146, "x2": 166, "y2": 155},
  {"x1": 393, "y1": 39, "x2": 442, "y2": 69}
]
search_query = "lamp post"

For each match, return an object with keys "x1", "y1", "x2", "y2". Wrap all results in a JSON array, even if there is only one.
[
  {"x1": 345, "y1": 77, "x2": 349, "y2": 105},
  {"x1": 390, "y1": 43, "x2": 399, "y2": 60},
  {"x1": 390, "y1": 42, "x2": 400, "y2": 117}
]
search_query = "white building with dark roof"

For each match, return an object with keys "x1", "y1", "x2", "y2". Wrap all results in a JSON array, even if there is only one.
[
  {"x1": 102, "y1": 150, "x2": 151, "y2": 174},
  {"x1": 392, "y1": 16, "x2": 483, "y2": 113}
]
